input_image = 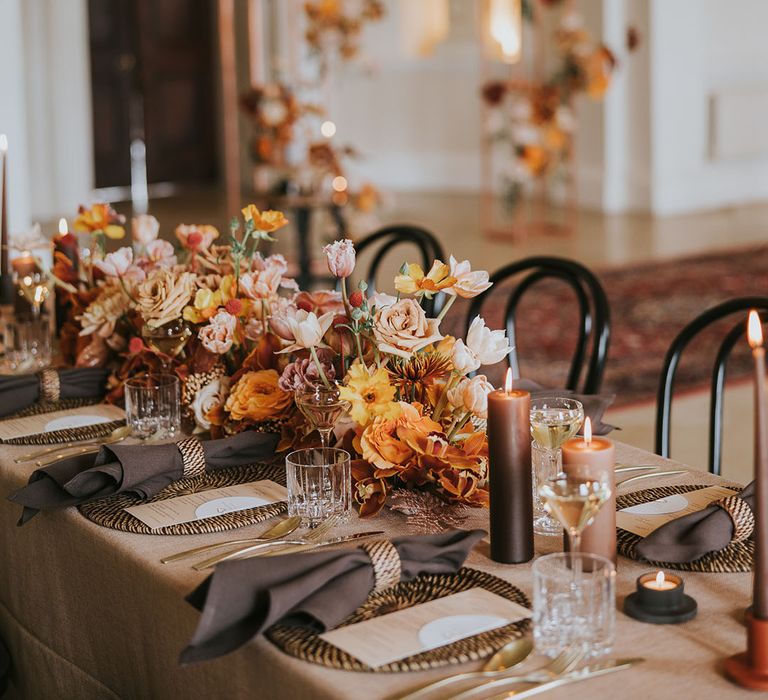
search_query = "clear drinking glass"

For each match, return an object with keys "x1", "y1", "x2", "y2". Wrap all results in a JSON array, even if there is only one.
[
  {"x1": 530, "y1": 396, "x2": 584, "y2": 536},
  {"x1": 285, "y1": 447, "x2": 351, "y2": 527},
  {"x1": 1, "y1": 318, "x2": 52, "y2": 371},
  {"x1": 124, "y1": 373, "x2": 180, "y2": 439},
  {"x1": 533, "y1": 552, "x2": 616, "y2": 658},
  {"x1": 295, "y1": 383, "x2": 350, "y2": 447}
]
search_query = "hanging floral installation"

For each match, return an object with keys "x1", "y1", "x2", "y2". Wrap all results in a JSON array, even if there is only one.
[{"x1": 481, "y1": 0, "x2": 635, "y2": 207}]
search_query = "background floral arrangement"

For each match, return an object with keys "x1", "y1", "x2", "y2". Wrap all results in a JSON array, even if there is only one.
[{"x1": 54, "y1": 202, "x2": 511, "y2": 516}]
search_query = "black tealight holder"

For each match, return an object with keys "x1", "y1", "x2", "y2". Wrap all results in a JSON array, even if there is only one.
[{"x1": 623, "y1": 571, "x2": 697, "y2": 624}]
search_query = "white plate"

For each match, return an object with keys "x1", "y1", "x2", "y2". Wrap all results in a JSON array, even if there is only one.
[
  {"x1": 195, "y1": 496, "x2": 273, "y2": 519},
  {"x1": 418, "y1": 615, "x2": 510, "y2": 648}
]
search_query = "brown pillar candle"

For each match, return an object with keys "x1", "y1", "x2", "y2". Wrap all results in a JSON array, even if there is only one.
[
  {"x1": 749, "y1": 311, "x2": 768, "y2": 618},
  {"x1": 487, "y1": 368, "x2": 533, "y2": 564},
  {"x1": 562, "y1": 417, "x2": 616, "y2": 564}
]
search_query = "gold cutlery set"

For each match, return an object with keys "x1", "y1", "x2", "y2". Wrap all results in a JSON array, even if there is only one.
[
  {"x1": 162, "y1": 514, "x2": 384, "y2": 570},
  {"x1": 397, "y1": 640, "x2": 643, "y2": 700},
  {"x1": 615, "y1": 463, "x2": 687, "y2": 489}
]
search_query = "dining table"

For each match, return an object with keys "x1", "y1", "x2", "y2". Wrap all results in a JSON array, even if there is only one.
[{"x1": 0, "y1": 439, "x2": 757, "y2": 699}]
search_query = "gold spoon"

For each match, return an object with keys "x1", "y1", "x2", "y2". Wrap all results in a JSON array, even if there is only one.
[
  {"x1": 397, "y1": 638, "x2": 534, "y2": 699},
  {"x1": 15, "y1": 425, "x2": 132, "y2": 463},
  {"x1": 160, "y1": 516, "x2": 302, "y2": 564}
]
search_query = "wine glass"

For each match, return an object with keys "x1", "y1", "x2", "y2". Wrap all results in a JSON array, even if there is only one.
[
  {"x1": 295, "y1": 383, "x2": 350, "y2": 448},
  {"x1": 538, "y1": 472, "x2": 611, "y2": 556},
  {"x1": 530, "y1": 396, "x2": 584, "y2": 536},
  {"x1": 141, "y1": 319, "x2": 192, "y2": 370}
]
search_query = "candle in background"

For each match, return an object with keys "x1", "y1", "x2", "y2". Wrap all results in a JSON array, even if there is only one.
[
  {"x1": 0, "y1": 133, "x2": 12, "y2": 307},
  {"x1": 562, "y1": 417, "x2": 617, "y2": 564},
  {"x1": 487, "y1": 368, "x2": 533, "y2": 564},
  {"x1": 749, "y1": 310, "x2": 768, "y2": 619},
  {"x1": 53, "y1": 218, "x2": 78, "y2": 333}
]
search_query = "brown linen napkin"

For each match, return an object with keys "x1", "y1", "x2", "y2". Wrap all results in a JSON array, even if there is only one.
[
  {"x1": 634, "y1": 482, "x2": 754, "y2": 563},
  {"x1": 9, "y1": 430, "x2": 279, "y2": 524},
  {"x1": 180, "y1": 528, "x2": 485, "y2": 665},
  {"x1": 0, "y1": 367, "x2": 108, "y2": 418},
  {"x1": 513, "y1": 379, "x2": 617, "y2": 435}
]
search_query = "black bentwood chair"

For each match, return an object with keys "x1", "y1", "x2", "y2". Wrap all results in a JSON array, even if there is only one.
[
  {"x1": 466, "y1": 256, "x2": 611, "y2": 394},
  {"x1": 351, "y1": 225, "x2": 446, "y2": 317},
  {"x1": 655, "y1": 296, "x2": 768, "y2": 476}
]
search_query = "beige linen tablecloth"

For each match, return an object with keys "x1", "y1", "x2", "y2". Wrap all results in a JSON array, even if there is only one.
[{"x1": 0, "y1": 442, "x2": 757, "y2": 699}]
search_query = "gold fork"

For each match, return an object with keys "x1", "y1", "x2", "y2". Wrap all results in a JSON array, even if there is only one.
[{"x1": 192, "y1": 515, "x2": 340, "y2": 571}]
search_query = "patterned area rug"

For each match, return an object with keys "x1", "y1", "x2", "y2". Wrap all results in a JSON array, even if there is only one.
[{"x1": 443, "y1": 245, "x2": 768, "y2": 406}]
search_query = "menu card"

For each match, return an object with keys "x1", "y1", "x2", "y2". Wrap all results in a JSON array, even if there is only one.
[
  {"x1": 320, "y1": 587, "x2": 531, "y2": 668},
  {"x1": 616, "y1": 484, "x2": 736, "y2": 537},
  {"x1": 125, "y1": 480, "x2": 287, "y2": 530},
  {"x1": 0, "y1": 404, "x2": 125, "y2": 440}
]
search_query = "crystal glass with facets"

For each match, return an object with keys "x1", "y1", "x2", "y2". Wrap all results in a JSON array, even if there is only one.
[
  {"x1": 124, "y1": 373, "x2": 181, "y2": 439},
  {"x1": 285, "y1": 447, "x2": 351, "y2": 527},
  {"x1": 530, "y1": 396, "x2": 584, "y2": 535}
]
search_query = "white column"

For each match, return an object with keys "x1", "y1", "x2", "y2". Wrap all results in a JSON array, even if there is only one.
[{"x1": 0, "y1": 0, "x2": 33, "y2": 234}]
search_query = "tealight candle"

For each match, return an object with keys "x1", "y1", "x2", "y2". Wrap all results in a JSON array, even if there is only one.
[{"x1": 624, "y1": 570, "x2": 697, "y2": 624}]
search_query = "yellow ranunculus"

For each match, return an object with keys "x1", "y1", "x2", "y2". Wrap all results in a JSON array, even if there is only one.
[
  {"x1": 394, "y1": 260, "x2": 456, "y2": 298},
  {"x1": 339, "y1": 364, "x2": 399, "y2": 426},
  {"x1": 224, "y1": 369, "x2": 292, "y2": 422},
  {"x1": 183, "y1": 287, "x2": 222, "y2": 324},
  {"x1": 73, "y1": 203, "x2": 125, "y2": 239}
]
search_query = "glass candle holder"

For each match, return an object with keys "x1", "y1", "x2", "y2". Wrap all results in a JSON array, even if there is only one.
[
  {"x1": 1, "y1": 318, "x2": 52, "y2": 372},
  {"x1": 124, "y1": 373, "x2": 181, "y2": 440}
]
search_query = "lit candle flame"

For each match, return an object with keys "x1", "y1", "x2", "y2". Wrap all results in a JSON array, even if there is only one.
[
  {"x1": 748, "y1": 310, "x2": 764, "y2": 349},
  {"x1": 655, "y1": 571, "x2": 665, "y2": 587},
  {"x1": 0, "y1": 134, "x2": 7, "y2": 153},
  {"x1": 34, "y1": 286, "x2": 45, "y2": 304},
  {"x1": 320, "y1": 120, "x2": 336, "y2": 138},
  {"x1": 504, "y1": 367, "x2": 513, "y2": 394},
  {"x1": 583, "y1": 416, "x2": 592, "y2": 445},
  {"x1": 58, "y1": 218, "x2": 68, "y2": 235}
]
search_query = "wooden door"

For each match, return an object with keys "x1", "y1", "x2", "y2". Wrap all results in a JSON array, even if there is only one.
[{"x1": 88, "y1": 0, "x2": 218, "y2": 189}]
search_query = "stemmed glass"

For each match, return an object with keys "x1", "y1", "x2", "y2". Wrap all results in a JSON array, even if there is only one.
[
  {"x1": 295, "y1": 382, "x2": 350, "y2": 448},
  {"x1": 15, "y1": 271, "x2": 53, "y2": 318},
  {"x1": 529, "y1": 396, "x2": 584, "y2": 535},
  {"x1": 538, "y1": 472, "x2": 612, "y2": 556}
]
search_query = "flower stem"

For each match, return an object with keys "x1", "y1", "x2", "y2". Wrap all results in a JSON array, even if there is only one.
[
  {"x1": 432, "y1": 372, "x2": 459, "y2": 422},
  {"x1": 353, "y1": 327, "x2": 365, "y2": 365},
  {"x1": 118, "y1": 275, "x2": 138, "y2": 304},
  {"x1": 310, "y1": 345, "x2": 332, "y2": 389},
  {"x1": 436, "y1": 294, "x2": 456, "y2": 322},
  {"x1": 447, "y1": 411, "x2": 471, "y2": 442},
  {"x1": 341, "y1": 277, "x2": 353, "y2": 319}
]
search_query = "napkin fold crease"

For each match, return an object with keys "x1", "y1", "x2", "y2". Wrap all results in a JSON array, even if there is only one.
[
  {"x1": 9, "y1": 430, "x2": 279, "y2": 524},
  {"x1": 180, "y1": 528, "x2": 485, "y2": 665},
  {"x1": 0, "y1": 368, "x2": 108, "y2": 418},
  {"x1": 634, "y1": 482, "x2": 754, "y2": 563}
]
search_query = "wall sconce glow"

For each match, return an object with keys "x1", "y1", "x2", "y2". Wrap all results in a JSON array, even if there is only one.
[
  {"x1": 489, "y1": 0, "x2": 522, "y2": 64},
  {"x1": 58, "y1": 218, "x2": 68, "y2": 235},
  {"x1": 0, "y1": 134, "x2": 7, "y2": 152},
  {"x1": 331, "y1": 176, "x2": 348, "y2": 192},
  {"x1": 320, "y1": 121, "x2": 337, "y2": 138}
]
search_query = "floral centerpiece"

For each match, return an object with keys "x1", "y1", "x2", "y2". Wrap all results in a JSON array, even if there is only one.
[{"x1": 54, "y1": 202, "x2": 511, "y2": 516}]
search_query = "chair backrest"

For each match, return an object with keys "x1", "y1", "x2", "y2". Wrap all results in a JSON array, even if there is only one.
[
  {"x1": 466, "y1": 256, "x2": 611, "y2": 394},
  {"x1": 655, "y1": 296, "x2": 768, "y2": 475},
  {"x1": 351, "y1": 225, "x2": 446, "y2": 316}
]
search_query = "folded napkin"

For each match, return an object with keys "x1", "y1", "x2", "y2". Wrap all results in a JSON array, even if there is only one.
[
  {"x1": 513, "y1": 378, "x2": 617, "y2": 435},
  {"x1": 180, "y1": 528, "x2": 485, "y2": 665},
  {"x1": 635, "y1": 482, "x2": 754, "y2": 563},
  {"x1": 0, "y1": 367, "x2": 108, "y2": 418},
  {"x1": 9, "y1": 430, "x2": 279, "y2": 524}
]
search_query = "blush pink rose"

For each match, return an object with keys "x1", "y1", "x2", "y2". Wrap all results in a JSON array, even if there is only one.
[{"x1": 198, "y1": 309, "x2": 237, "y2": 354}]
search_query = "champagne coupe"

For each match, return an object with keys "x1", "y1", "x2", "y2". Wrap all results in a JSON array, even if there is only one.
[
  {"x1": 141, "y1": 319, "x2": 192, "y2": 370},
  {"x1": 538, "y1": 473, "x2": 611, "y2": 556},
  {"x1": 295, "y1": 383, "x2": 350, "y2": 448},
  {"x1": 530, "y1": 396, "x2": 584, "y2": 535}
]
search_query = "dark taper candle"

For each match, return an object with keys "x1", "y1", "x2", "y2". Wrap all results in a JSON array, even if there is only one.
[
  {"x1": 749, "y1": 311, "x2": 768, "y2": 619},
  {"x1": 487, "y1": 368, "x2": 533, "y2": 563}
]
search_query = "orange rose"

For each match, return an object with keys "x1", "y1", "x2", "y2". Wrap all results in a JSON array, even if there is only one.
[{"x1": 224, "y1": 369, "x2": 292, "y2": 422}]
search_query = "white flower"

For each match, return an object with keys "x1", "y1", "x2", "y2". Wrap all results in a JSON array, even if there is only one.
[
  {"x1": 451, "y1": 339, "x2": 481, "y2": 375},
  {"x1": 131, "y1": 215, "x2": 160, "y2": 247},
  {"x1": 198, "y1": 310, "x2": 237, "y2": 354},
  {"x1": 93, "y1": 247, "x2": 134, "y2": 277},
  {"x1": 145, "y1": 239, "x2": 177, "y2": 268},
  {"x1": 192, "y1": 377, "x2": 229, "y2": 432},
  {"x1": 448, "y1": 375, "x2": 495, "y2": 419},
  {"x1": 466, "y1": 316, "x2": 510, "y2": 365},
  {"x1": 276, "y1": 309, "x2": 335, "y2": 353},
  {"x1": 445, "y1": 256, "x2": 493, "y2": 299}
]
